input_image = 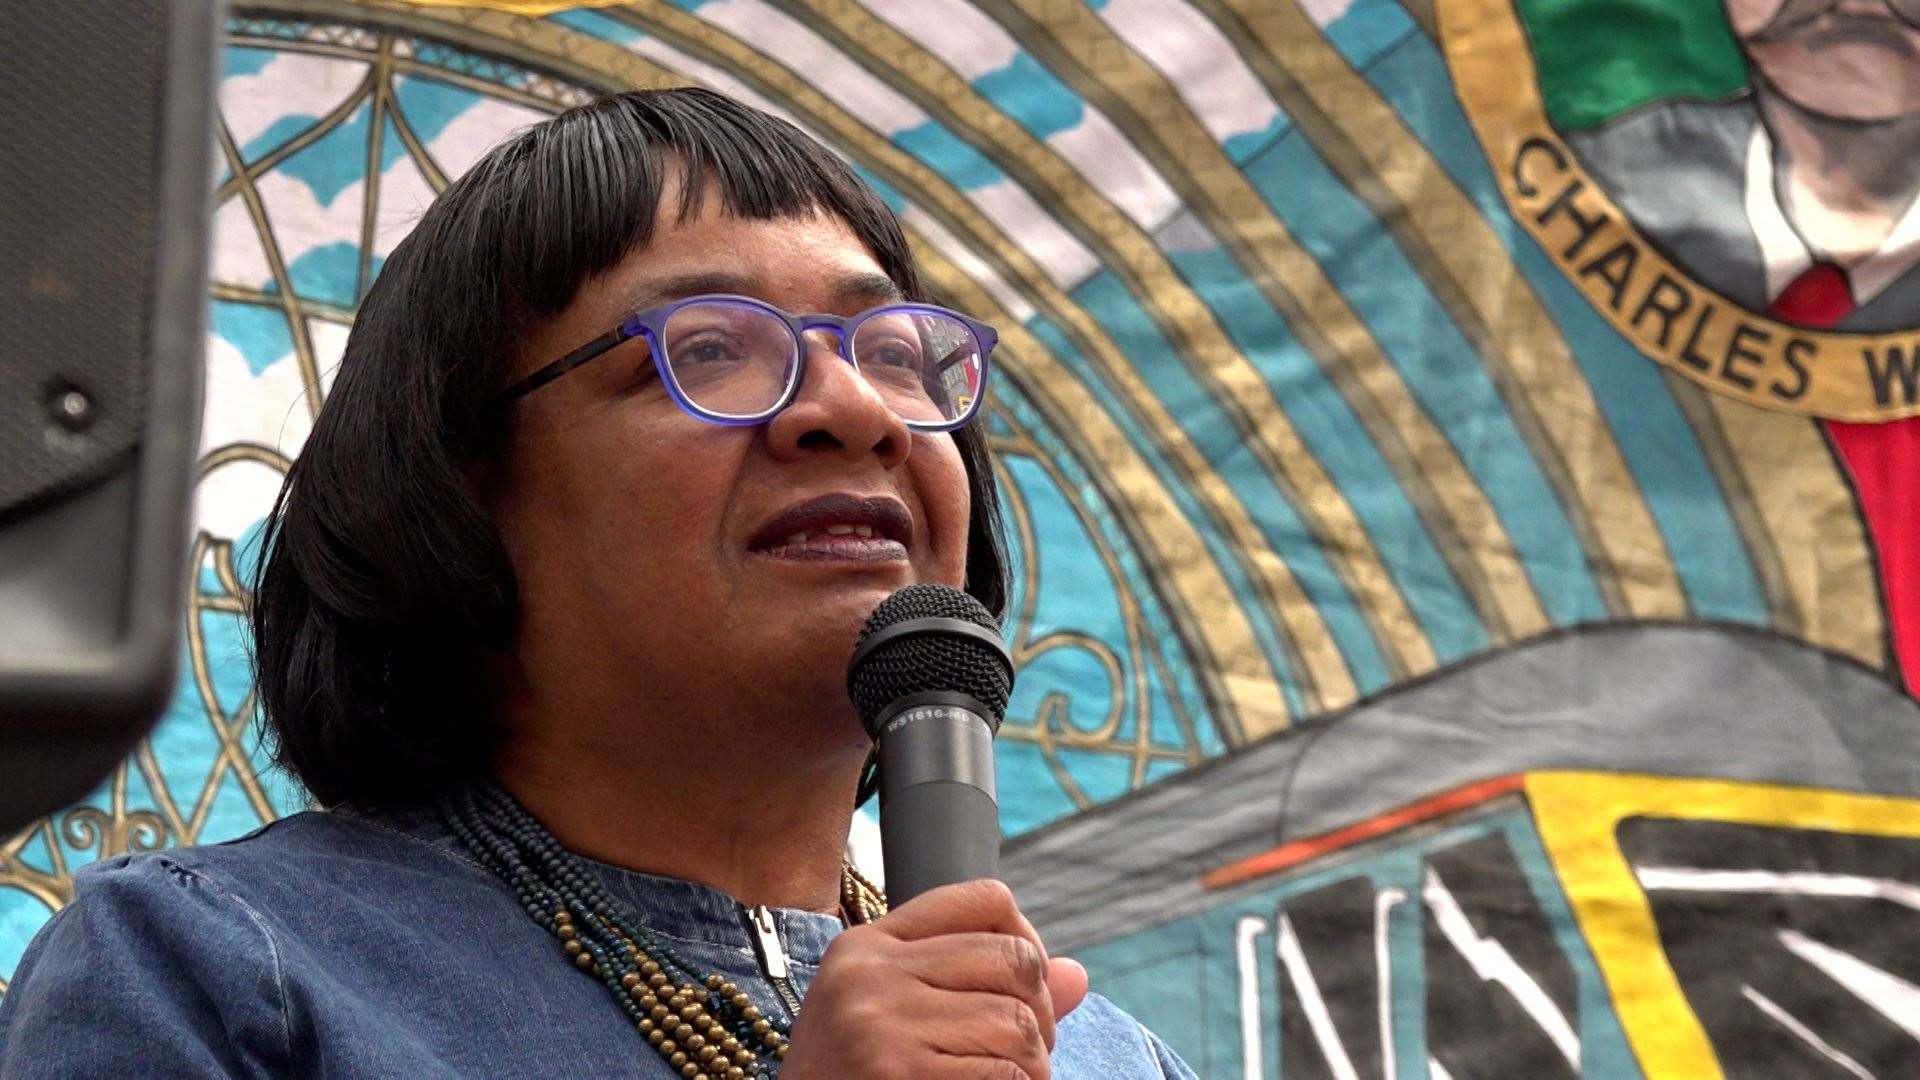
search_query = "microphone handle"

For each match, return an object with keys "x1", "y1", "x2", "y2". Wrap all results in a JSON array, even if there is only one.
[{"x1": 875, "y1": 694, "x2": 1000, "y2": 906}]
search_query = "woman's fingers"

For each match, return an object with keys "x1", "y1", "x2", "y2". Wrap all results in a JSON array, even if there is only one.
[
  {"x1": 925, "y1": 1057, "x2": 1039, "y2": 1080},
  {"x1": 910, "y1": 990, "x2": 1050, "y2": 1080},
  {"x1": 892, "y1": 932, "x2": 1056, "y2": 1048},
  {"x1": 884, "y1": 880, "x2": 1073, "y2": 1011},
  {"x1": 782, "y1": 879, "x2": 1079, "y2": 1080},
  {"x1": 1046, "y1": 956, "x2": 1089, "y2": 1020},
  {"x1": 880, "y1": 879, "x2": 1035, "y2": 944}
]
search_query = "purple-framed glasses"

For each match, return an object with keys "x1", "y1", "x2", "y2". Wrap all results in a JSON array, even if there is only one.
[{"x1": 491, "y1": 293, "x2": 998, "y2": 432}]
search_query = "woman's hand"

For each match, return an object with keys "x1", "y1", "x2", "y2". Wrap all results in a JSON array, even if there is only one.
[{"x1": 781, "y1": 879, "x2": 1090, "y2": 1080}]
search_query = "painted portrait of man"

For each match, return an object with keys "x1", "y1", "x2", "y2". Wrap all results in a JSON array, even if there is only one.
[{"x1": 1564, "y1": 0, "x2": 1920, "y2": 332}]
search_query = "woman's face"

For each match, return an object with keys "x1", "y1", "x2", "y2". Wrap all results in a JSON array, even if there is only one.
[{"x1": 486, "y1": 192, "x2": 971, "y2": 747}]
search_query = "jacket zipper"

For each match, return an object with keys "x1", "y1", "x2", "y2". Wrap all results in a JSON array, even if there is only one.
[{"x1": 746, "y1": 904, "x2": 805, "y2": 1021}]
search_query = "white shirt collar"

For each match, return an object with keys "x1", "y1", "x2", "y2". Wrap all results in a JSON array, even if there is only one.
[{"x1": 1744, "y1": 122, "x2": 1920, "y2": 307}]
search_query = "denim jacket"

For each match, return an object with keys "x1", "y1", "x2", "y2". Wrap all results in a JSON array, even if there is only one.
[{"x1": 0, "y1": 808, "x2": 1192, "y2": 1078}]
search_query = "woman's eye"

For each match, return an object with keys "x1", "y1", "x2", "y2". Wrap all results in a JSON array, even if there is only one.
[
  {"x1": 867, "y1": 338, "x2": 922, "y2": 369},
  {"x1": 676, "y1": 334, "x2": 746, "y2": 364}
]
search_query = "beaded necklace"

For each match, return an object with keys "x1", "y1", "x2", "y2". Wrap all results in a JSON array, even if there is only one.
[{"x1": 441, "y1": 783, "x2": 887, "y2": 1078}]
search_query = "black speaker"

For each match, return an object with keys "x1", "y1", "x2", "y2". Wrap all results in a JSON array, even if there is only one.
[{"x1": 0, "y1": 1, "x2": 220, "y2": 830}]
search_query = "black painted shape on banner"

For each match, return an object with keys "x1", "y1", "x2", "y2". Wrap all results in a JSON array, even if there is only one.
[
  {"x1": 1277, "y1": 876, "x2": 1384, "y2": 1080},
  {"x1": 1426, "y1": 835, "x2": 1580, "y2": 1024},
  {"x1": 1423, "y1": 834, "x2": 1579, "y2": 1080},
  {"x1": 1619, "y1": 817, "x2": 1920, "y2": 1077}
]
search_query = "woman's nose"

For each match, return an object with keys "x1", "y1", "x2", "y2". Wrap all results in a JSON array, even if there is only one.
[{"x1": 762, "y1": 332, "x2": 910, "y2": 467}]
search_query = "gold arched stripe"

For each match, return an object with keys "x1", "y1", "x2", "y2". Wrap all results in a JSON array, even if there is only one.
[
  {"x1": 1695, "y1": 393, "x2": 1886, "y2": 667},
  {"x1": 990, "y1": 419, "x2": 1208, "y2": 799},
  {"x1": 916, "y1": 238, "x2": 1287, "y2": 740},
  {"x1": 1185, "y1": 0, "x2": 1569, "y2": 642},
  {"x1": 356, "y1": 35, "x2": 394, "y2": 300},
  {"x1": 965, "y1": 0, "x2": 1562, "y2": 651},
  {"x1": 983, "y1": 0, "x2": 1691, "y2": 624},
  {"x1": 939, "y1": 0, "x2": 1445, "y2": 682},
  {"x1": 1660, "y1": 372, "x2": 1804, "y2": 634},
  {"x1": 398, "y1": 0, "x2": 626, "y2": 17},
  {"x1": 216, "y1": 115, "x2": 327, "y2": 425}
]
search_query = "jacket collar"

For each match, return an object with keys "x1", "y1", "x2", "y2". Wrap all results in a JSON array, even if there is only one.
[{"x1": 332, "y1": 802, "x2": 846, "y2": 966}]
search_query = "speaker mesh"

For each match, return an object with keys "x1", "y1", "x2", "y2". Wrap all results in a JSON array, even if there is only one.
[{"x1": 0, "y1": 0, "x2": 166, "y2": 517}]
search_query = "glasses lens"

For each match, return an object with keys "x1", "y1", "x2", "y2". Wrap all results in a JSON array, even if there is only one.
[
  {"x1": 661, "y1": 300, "x2": 796, "y2": 417},
  {"x1": 849, "y1": 309, "x2": 984, "y2": 425}
]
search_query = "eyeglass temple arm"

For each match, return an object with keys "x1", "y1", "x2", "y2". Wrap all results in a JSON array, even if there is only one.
[{"x1": 492, "y1": 325, "x2": 636, "y2": 406}]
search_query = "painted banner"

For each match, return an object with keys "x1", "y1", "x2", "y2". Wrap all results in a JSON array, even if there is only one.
[{"x1": 4, "y1": 0, "x2": 1916, "y2": 1074}]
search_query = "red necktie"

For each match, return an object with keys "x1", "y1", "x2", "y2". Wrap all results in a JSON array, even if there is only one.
[
  {"x1": 1771, "y1": 261, "x2": 1854, "y2": 328},
  {"x1": 1771, "y1": 263, "x2": 1920, "y2": 691}
]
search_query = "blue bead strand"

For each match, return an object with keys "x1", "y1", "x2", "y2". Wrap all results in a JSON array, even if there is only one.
[{"x1": 441, "y1": 783, "x2": 790, "y2": 1078}]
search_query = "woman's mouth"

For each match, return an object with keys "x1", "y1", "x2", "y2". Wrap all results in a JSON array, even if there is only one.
[
  {"x1": 755, "y1": 523, "x2": 909, "y2": 562},
  {"x1": 748, "y1": 494, "x2": 915, "y2": 562}
]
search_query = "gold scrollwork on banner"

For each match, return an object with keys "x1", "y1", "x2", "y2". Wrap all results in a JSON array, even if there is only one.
[
  {"x1": 1, "y1": 787, "x2": 172, "y2": 916},
  {"x1": 990, "y1": 408, "x2": 1211, "y2": 812}
]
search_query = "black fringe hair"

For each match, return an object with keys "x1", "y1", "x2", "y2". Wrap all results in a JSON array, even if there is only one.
[{"x1": 250, "y1": 88, "x2": 1009, "y2": 809}]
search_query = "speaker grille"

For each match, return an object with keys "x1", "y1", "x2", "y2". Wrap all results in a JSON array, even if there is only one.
[{"x1": 0, "y1": 0, "x2": 167, "y2": 517}]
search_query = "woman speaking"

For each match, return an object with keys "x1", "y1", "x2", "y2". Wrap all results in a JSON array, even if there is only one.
[{"x1": 0, "y1": 88, "x2": 1192, "y2": 1078}]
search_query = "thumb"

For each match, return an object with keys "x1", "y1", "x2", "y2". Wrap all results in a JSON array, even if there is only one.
[{"x1": 1046, "y1": 956, "x2": 1089, "y2": 1021}]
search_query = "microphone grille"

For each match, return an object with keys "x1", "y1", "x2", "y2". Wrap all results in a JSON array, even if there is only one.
[{"x1": 847, "y1": 584, "x2": 1012, "y2": 734}]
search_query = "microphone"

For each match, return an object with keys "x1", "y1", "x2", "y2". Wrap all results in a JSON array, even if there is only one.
[{"x1": 846, "y1": 584, "x2": 1014, "y2": 906}]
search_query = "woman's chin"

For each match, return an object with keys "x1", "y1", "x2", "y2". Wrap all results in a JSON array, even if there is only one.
[
  {"x1": 751, "y1": 568, "x2": 915, "y2": 630},
  {"x1": 727, "y1": 568, "x2": 969, "y2": 706}
]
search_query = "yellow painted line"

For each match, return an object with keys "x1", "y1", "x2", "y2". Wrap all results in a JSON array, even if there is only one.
[{"x1": 1526, "y1": 771, "x2": 1920, "y2": 1078}]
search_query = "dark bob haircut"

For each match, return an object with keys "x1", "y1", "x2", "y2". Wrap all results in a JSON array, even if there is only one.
[{"x1": 251, "y1": 87, "x2": 1009, "y2": 809}]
